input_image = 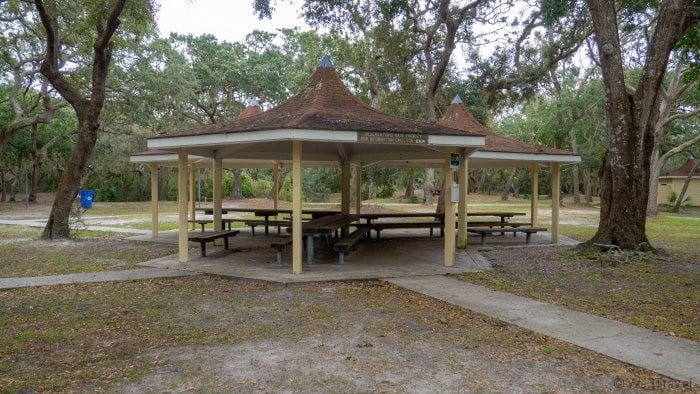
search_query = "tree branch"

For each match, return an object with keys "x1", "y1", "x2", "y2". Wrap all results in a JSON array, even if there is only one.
[{"x1": 659, "y1": 133, "x2": 700, "y2": 163}]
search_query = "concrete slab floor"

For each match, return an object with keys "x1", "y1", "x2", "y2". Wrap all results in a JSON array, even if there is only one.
[{"x1": 135, "y1": 231, "x2": 492, "y2": 283}]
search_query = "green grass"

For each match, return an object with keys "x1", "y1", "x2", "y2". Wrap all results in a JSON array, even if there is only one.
[
  {"x1": 0, "y1": 225, "x2": 177, "y2": 277},
  {"x1": 459, "y1": 211, "x2": 700, "y2": 341},
  {"x1": 561, "y1": 214, "x2": 700, "y2": 260}
]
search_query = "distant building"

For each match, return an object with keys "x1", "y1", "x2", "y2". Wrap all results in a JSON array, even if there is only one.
[{"x1": 658, "y1": 159, "x2": 700, "y2": 206}]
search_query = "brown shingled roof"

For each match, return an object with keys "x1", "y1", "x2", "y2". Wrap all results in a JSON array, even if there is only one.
[
  {"x1": 152, "y1": 58, "x2": 480, "y2": 139},
  {"x1": 239, "y1": 99, "x2": 263, "y2": 119},
  {"x1": 438, "y1": 97, "x2": 574, "y2": 156},
  {"x1": 662, "y1": 159, "x2": 700, "y2": 177}
]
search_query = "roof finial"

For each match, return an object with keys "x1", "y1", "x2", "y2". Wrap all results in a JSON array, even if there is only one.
[
  {"x1": 451, "y1": 95, "x2": 463, "y2": 105},
  {"x1": 318, "y1": 55, "x2": 334, "y2": 69}
]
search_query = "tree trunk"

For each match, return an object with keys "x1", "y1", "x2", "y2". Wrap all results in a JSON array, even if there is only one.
[
  {"x1": 404, "y1": 168, "x2": 415, "y2": 198},
  {"x1": 647, "y1": 155, "x2": 663, "y2": 215},
  {"x1": 42, "y1": 121, "x2": 97, "y2": 238},
  {"x1": 267, "y1": 168, "x2": 289, "y2": 199},
  {"x1": 1, "y1": 168, "x2": 5, "y2": 202},
  {"x1": 423, "y1": 168, "x2": 434, "y2": 205},
  {"x1": 29, "y1": 124, "x2": 40, "y2": 203},
  {"x1": 586, "y1": 0, "x2": 691, "y2": 250},
  {"x1": 671, "y1": 158, "x2": 698, "y2": 213},
  {"x1": 501, "y1": 167, "x2": 516, "y2": 201},
  {"x1": 231, "y1": 168, "x2": 243, "y2": 199},
  {"x1": 436, "y1": 172, "x2": 447, "y2": 214},
  {"x1": 583, "y1": 167, "x2": 593, "y2": 204}
]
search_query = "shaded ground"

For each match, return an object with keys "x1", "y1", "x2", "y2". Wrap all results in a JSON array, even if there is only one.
[
  {"x1": 1, "y1": 277, "x2": 670, "y2": 392},
  {"x1": 458, "y1": 246, "x2": 699, "y2": 342}
]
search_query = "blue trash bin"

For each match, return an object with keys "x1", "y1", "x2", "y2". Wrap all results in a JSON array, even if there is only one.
[{"x1": 80, "y1": 190, "x2": 93, "y2": 208}]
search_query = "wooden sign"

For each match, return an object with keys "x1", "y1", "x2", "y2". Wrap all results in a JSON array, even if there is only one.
[{"x1": 357, "y1": 131, "x2": 428, "y2": 145}]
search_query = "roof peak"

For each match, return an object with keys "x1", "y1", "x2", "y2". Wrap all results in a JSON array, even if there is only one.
[
  {"x1": 247, "y1": 97, "x2": 260, "y2": 108},
  {"x1": 318, "y1": 55, "x2": 334, "y2": 69},
  {"x1": 451, "y1": 95, "x2": 463, "y2": 105}
]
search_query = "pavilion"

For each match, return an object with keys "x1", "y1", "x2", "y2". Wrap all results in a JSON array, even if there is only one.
[
  {"x1": 437, "y1": 96, "x2": 580, "y2": 247},
  {"x1": 132, "y1": 56, "x2": 580, "y2": 274},
  {"x1": 138, "y1": 57, "x2": 486, "y2": 273}
]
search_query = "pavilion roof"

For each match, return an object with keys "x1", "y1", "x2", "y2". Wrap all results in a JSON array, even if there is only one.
[
  {"x1": 438, "y1": 96, "x2": 574, "y2": 156},
  {"x1": 661, "y1": 159, "x2": 700, "y2": 177},
  {"x1": 151, "y1": 57, "x2": 481, "y2": 140},
  {"x1": 239, "y1": 98, "x2": 263, "y2": 119}
]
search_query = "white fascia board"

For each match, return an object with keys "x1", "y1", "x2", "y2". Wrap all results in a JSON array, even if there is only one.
[
  {"x1": 129, "y1": 154, "x2": 206, "y2": 164},
  {"x1": 471, "y1": 150, "x2": 581, "y2": 163},
  {"x1": 658, "y1": 175, "x2": 700, "y2": 179},
  {"x1": 427, "y1": 135, "x2": 484, "y2": 147},
  {"x1": 148, "y1": 129, "x2": 357, "y2": 149}
]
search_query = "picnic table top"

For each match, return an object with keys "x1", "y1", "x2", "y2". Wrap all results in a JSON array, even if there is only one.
[
  {"x1": 294, "y1": 214, "x2": 360, "y2": 235},
  {"x1": 197, "y1": 207, "x2": 341, "y2": 216},
  {"x1": 358, "y1": 211, "x2": 527, "y2": 219}
]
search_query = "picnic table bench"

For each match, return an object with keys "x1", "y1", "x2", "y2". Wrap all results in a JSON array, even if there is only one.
[
  {"x1": 188, "y1": 218, "x2": 240, "y2": 232},
  {"x1": 372, "y1": 221, "x2": 443, "y2": 239},
  {"x1": 333, "y1": 225, "x2": 371, "y2": 263},
  {"x1": 271, "y1": 239, "x2": 293, "y2": 264},
  {"x1": 187, "y1": 230, "x2": 240, "y2": 257},
  {"x1": 286, "y1": 214, "x2": 360, "y2": 264},
  {"x1": 468, "y1": 226, "x2": 547, "y2": 245}
]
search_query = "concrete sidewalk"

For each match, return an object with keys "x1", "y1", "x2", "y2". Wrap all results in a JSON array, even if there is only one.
[
  {"x1": 0, "y1": 268, "x2": 198, "y2": 289},
  {"x1": 387, "y1": 275, "x2": 700, "y2": 383}
]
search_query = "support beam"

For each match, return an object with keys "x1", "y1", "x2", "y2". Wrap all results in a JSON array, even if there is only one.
[
  {"x1": 273, "y1": 162, "x2": 280, "y2": 210},
  {"x1": 177, "y1": 151, "x2": 188, "y2": 263},
  {"x1": 530, "y1": 164, "x2": 539, "y2": 226},
  {"x1": 443, "y1": 150, "x2": 456, "y2": 267},
  {"x1": 457, "y1": 151, "x2": 468, "y2": 249},
  {"x1": 354, "y1": 164, "x2": 362, "y2": 214},
  {"x1": 189, "y1": 165, "x2": 196, "y2": 230},
  {"x1": 341, "y1": 162, "x2": 351, "y2": 215},
  {"x1": 150, "y1": 163, "x2": 159, "y2": 239},
  {"x1": 551, "y1": 163, "x2": 560, "y2": 244},
  {"x1": 213, "y1": 158, "x2": 223, "y2": 245},
  {"x1": 292, "y1": 141, "x2": 303, "y2": 274}
]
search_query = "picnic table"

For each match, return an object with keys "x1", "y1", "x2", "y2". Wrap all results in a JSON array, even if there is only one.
[
  {"x1": 287, "y1": 214, "x2": 360, "y2": 264},
  {"x1": 197, "y1": 207, "x2": 341, "y2": 235}
]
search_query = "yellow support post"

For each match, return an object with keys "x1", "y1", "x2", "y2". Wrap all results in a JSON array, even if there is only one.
[
  {"x1": 457, "y1": 151, "x2": 468, "y2": 249},
  {"x1": 443, "y1": 150, "x2": 456, "y2": 267},
  {"x1": 341, "y1": 162, "x2": 351, "y2": 215},
  {"x1": 189, "y1": 164, "x2": 196, "y2": 230},
  {"x1": 551, "y1": 163, "x2": 560, "y2": 244},
  {"x1": 292, "y1": 141, "x2": 303, "y2": 274},
  {"x1": 273, "y1": 163, "x2": 280, "y2": 210},
  {"x1": 213, "y1": 158, "x2": 223, "y2": 245},
  {"x1": 150, "y1": 163, "x2": 159, "y2": 239},
  {"x1": 177, "y1": 151, "x2": 188, "y2": 263},
  {"x1": 354, "y1": 164, "x2": 362, "y2": 214},
  {"x1": 530, "y1": 164, "x2": 539, "y2": 226}
]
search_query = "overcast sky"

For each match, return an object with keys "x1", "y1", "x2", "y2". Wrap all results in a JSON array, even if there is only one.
[{"x1": 156, "y1": 0, "x2": 310, "y2": 43}]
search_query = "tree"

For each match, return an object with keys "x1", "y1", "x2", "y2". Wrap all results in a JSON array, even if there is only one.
[
  {"x1": 672, "y1": 153, "x2": 698, "y2": 212},
  {"x1": 0, "y1": 2, "x2": 67, "y2": 161},
  {"x1": 586, "y1": 0, "x2": 698, "y2": 249},
  {"x1": 646, "y1": 58, "x2": 700, "y2": 216},
  {"x1": 32, "y1": 0, "x2": 155, "y2": 238}
]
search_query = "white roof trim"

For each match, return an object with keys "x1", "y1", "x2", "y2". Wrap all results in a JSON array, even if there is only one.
[
  {"x1": 148, "y1": 128, "x2": 484, "y2": 150},
  {"x1": 658, "y1": 175, "x2": 700, "y2": 179},
  {"x1": 471, "y1": 150, "x2": 581, "y2": 163},
  {"x1": 130, "y1": 154, "x2": 207, "y2": 163}
]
